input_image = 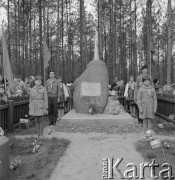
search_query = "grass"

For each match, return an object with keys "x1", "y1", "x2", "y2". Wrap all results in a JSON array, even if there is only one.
[
  {"x1": 9, "y1": 136, "x2": 70, "y2": 180},
  {"x1": 13, "y1": 127, "x2": 37, "y2": 135},
  {"x1": 153, "y1": 116, "x2": 175, "y2": 136},
  {"x1": 135, "y1": 139, "x2": 175, "y2": 179}
]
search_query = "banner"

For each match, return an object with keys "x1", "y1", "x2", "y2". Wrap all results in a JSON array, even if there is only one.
[{"x1": 2, "y1": 26, "x2": 13, "y2": 87}]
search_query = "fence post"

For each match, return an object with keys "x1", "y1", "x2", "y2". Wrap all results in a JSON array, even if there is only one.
[{"x1": 7, "y1": 100, "x2": 14, "y2": 133}]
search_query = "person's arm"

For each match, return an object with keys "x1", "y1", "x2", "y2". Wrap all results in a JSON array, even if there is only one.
[
  {"x1": 29, "y1": 89, "x2": 32, "y2": 104},
  {"x1": 1, "y1": 95, "x2": 7, "y2": 103},
  {"x1": 150, "y1": 76, "x2": 154, "y2": 87},
  {"x1": 57, "y1": 82, "x2": 62, "y2": 102},
  {"x1": 134, "y1": 77, "x2": 139, "y2": 103},
  {"x1": 63, "y1": 84, "x2": 69, "y2": 99},
  {"x1": 44, "y1": 87, "x2": 48, "y2": 110},
  {"x1": 137, "y1": 88, "x2": 143, "y2": 113},
  {"x1": 124, "y1": 83, "x2": 128, "y2": 98},
  {"x1": 153, "y1": 89, "x2": 157, "y2": 113},
  {"x1": 45, "y1": 81, "x2": 48, "y2": 92}
]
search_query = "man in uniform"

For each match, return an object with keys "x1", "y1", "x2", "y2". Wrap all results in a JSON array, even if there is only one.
[{"x1": 45, "y1": 71, "x2": 62, "y2": 125}]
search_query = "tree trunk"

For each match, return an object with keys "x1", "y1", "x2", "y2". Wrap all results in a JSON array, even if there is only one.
[
  {"x1": 98, "y1": 0, "x2": 103, "y2": 60},
  {"x1": 112, "y1": 0, "x2": 116, "y2": 78},
  {"x1": 80, "y1": 0, "x2": 83, "y2": 74},
  {"x1": 167, "y1": 0, "x2": 172, "y2": 85},
  {"x1": 57, "y1": 0, "x2": 60, "y2": 77},
  {"x1": 29, "y1": 0, "x2": 32, "y2": 75},
  {"x1": 82, "y1": 1, "x2": 88, "y2": 67},
  {"x1": 134, "y1": 0, "x2": 137, "y2": 78},
  {"x1": 61, "y1": 0, "x2": 65, "y2": 81},
  {"x1": 39, "y1": 0, "x2": 43, "y2": 77},
  {"x1": 146, "y1": 0, "x2": 152, "y2": 76},
  {"x1": 7, "y1": 0, "x2": 11, "y2": 68},
  {"x1": 14, "y1": 0, "x2": 18, "y2": 75}
]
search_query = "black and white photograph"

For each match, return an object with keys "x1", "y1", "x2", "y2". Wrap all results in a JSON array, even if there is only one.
[{"x1": 0, "y1": 0, "x2": 175, "y2": 179}]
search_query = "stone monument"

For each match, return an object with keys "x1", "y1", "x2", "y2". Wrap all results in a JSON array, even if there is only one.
[
  {"x1": 61, "y1": 35, "x2": 134, "y2": 128},
  {"x1": 73, "y1": 35, "x2": 109, "y2": 114}
]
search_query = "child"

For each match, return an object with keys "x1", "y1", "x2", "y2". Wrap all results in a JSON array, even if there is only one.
[
  {"x1": 29, "y1": 76, "x2": 48, "y2": 138},
  {"x1": 0, "y1": 74, "x2": 4, "y2": 88},
  {"x1": 57, "y1": 77, "x2": 69, "y2": 120},
  {"x1": 137, "y1": 75, "x2": 157, "y2": 138},
  {"x1": 0, "y1": 87, "x2": 8, "y2": 105},
  {"x1": 124, "y1": 75, "x2": 136, "y2": 117}
]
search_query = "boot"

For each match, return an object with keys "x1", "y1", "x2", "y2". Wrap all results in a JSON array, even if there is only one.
[{"x1": 53, "y1": 114, "x2": 57, "y2": 125}]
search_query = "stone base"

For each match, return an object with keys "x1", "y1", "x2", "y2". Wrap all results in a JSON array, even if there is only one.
[{"x1": 60, "y1": 109, "x2": 135, "y2": 127}]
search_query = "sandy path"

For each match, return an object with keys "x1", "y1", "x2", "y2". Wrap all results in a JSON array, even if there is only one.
[
  {"x1": 48, "y1": 130, "x2": 155, "y2": 180},
  {"x1": 14, "y1": 128, "x2": 173, "y2": 180}
]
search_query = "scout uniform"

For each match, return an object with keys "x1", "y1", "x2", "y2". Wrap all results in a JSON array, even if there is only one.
[{"x1": 45, "y1": 78, "x2": 62, "y2": 125}]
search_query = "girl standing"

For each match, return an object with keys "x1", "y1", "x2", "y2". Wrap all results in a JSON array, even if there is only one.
[
  {"x1": 29, "y1": 76, "x2": 48, "y2": 138},
  {"x1": 57, "y1": 77, "x2": 69, "y2": 120},
  {"x1": 137, "y1": 75, "x2": 157, "y2": 138},
  {"x1": 124, "y1": 76, "x2": 136, "y2": 117}
]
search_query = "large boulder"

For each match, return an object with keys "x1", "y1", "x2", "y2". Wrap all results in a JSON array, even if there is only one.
[{"x1": 73, "y1": 60, "x2": 109, "y2": 114}]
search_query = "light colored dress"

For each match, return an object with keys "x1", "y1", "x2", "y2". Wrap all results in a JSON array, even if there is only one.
[
  {"x1": 134, "y1": 74, "x2": 153, "y2": 103},
  {"x1": 124, "y1": 81, "x2": 136, "y2": 105},
  {"x1": 29, "y1": 85, "x2": 48, "y2": 116},
  {"x1": 137, "y1": 85, "x2": 157, "y2": 120}
]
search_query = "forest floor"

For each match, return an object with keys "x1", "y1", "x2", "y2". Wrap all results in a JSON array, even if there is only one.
[
  {"x1": 8, "y1": 135, "x2": 70, "y2": 180},
  {"x1": 10, "y1": 115, "x2": 175, "y2": 180},
  {"x1": 48, "y1": 116, "x2": 175, "y2": 180}
]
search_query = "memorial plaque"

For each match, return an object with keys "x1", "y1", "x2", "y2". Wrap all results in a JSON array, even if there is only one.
[{"x1": 81, "y1": 81, "x2": 101, "y2": 96}]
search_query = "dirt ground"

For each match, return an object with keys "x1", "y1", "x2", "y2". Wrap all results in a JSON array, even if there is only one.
[
  {"x1": 14, "y1": 122, "x2": 174, "y2": 180},
  {"x1": 48, "y1": 128, "x2": 160, "y2": 180}
]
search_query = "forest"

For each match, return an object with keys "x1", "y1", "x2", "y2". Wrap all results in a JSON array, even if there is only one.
[{"x1": 0, "y1": 0, "x2": 175, "y2": 85}]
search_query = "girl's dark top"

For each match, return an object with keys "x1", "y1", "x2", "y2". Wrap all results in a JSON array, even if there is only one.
[{"x1": 110, "y1": 82, "x2": 117, "y2": 91}]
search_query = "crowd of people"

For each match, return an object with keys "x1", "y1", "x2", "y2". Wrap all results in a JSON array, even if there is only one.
[
  {"x1": 109, "y1": 65, "x2": 159, "y2": 139},
  {"x1": 0, "y1": 71, "x2": 74, "y2": 137},
  {"x1": 0, "y1": 73, "x2": 73, "y2": 104},
  {"x1": 0, "y1": 65, "x2": 173, "y2": 139}
]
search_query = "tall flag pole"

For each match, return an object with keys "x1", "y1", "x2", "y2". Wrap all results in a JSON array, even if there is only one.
[
  {"x1": 43, "y1": 38, "x2": 51, "y2": 84},
  {"x1": 1, "y1": 25, "x2": 13, "y2": 88}
]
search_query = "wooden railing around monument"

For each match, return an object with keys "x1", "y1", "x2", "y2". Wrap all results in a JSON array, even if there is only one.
[
  {"x1": 118, "y1": 91, "x2": 175, "y2": 122},
  {"x1": 1, "y1": 90, "x2": 174, "y2": 132},
  {"x1": 0, "y1": 96, "x2": 73, "y2": 132}
]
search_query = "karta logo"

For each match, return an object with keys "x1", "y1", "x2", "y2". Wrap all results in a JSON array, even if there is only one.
[{"x1": 102, "y1": 158, "x2": 174, "y2": 179}]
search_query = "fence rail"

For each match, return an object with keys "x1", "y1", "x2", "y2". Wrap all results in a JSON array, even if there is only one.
[
  {"x1": 0, "y1": 94, "x2": 174, "y2": 132},
  {"x1": 156, "y1": 96, "x2": 175, "y2": 122},
  {"x1": 0, "y1": 96, "x2": 73, "y2": 132}
]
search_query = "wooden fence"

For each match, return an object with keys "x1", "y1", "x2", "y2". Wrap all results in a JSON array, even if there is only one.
[
  {"x1": 156, "y1": 96, "x2": 175, "y2": 122},
  {"x1": 118, "y1": 94, "x2": 175, "y2": 122},
  {"x1": 0, "y1": 96, "x2": 73, "y2": 132},
  {"x1": 0, "y1": 93, "x2": 174, "y2": 132}
]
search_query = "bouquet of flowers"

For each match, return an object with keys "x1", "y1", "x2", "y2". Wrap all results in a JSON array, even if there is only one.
[
  {"x1": 32, "y1": 140, "x2": 41, "y2": 153},
  {"x1": 88, "y1": 102, "x2": 96, "y2": 115},
  {"x1": 164, "y1": 114, "x2": 175, "y2": 127},
  {"x1": 10, "y1": 159, "x2": 21, "y2": 170}
]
